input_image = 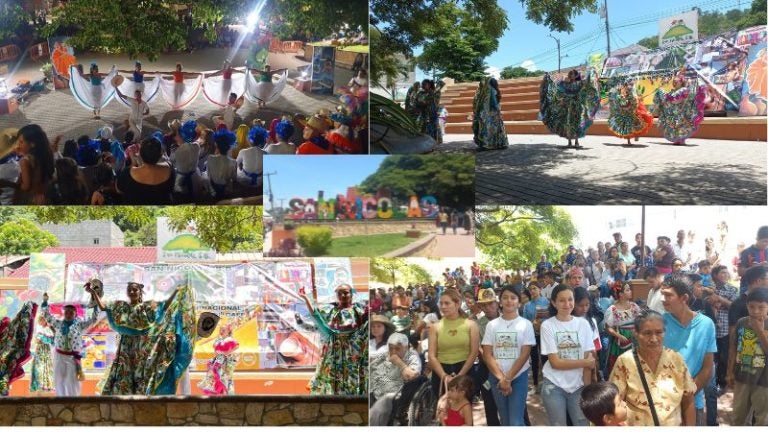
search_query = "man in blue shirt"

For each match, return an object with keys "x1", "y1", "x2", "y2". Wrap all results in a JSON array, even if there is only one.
[
  {"x1": 662, "y1": 276, "x2": 717, "y2": 427},
  {"x1": 536, "y1": 254, "x2": 552, "y2": 277}
]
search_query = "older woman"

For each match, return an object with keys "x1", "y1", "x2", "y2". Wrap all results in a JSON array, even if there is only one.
[
  {"x1": 300, "y1": 283, "x2": 368, "y2": 395},
  {"x1": 369, "y1": 332, "x2": 422, "y2": 425},
  {"x1": 609, "y1": 310, "x2": 696, "y2": 426},
  {"x1": 88, "y1": 281, "x2": 191, "y2": 395},
  {"x1": 428, "y1": 288, "x2": 480, "y2": 397},
  {"x1": 116, "y1": 136, "x2": 175, "y2": 204}
]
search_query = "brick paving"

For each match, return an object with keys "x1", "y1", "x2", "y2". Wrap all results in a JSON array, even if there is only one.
[
  {"x1": 439, "y1": 134, "x2": 767, "y2": 205},
  {"x1": 413, "y1": 228, "x2": 475, "y2": 257},
  {"x1": 0, "y1": 48, "x2": 347, "y2": 143}
]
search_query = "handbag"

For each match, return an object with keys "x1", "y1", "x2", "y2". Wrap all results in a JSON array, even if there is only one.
[
  {"x1": 632, "y1": 348, "x2": 660, "y2": 426},
  {"x1": 435, "y1": 375, "x2": 450, "y2": 424}
]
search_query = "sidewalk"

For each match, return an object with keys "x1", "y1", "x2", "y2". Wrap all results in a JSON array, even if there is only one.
[{"x1": 414, "y1": 229, "x2": 475, "y2": 257}]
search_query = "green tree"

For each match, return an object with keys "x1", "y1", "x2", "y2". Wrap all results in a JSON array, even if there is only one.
[
  {"x1": 476, "y1": 206, "x2": 577, "y2": 269},
  {"x1": 370, "y1": 257, "x2": 432, "y2": 285},
  {"x1": 359, "y1": 155, "x2": 475, "y2": 210},
  {"x1": 738, "y1": 0, "x2": 767, "y2": 29},
  {"x1": 500, "y1": 66, "x2": 544, "y2": 79},
  {"x1": 0, "y1": 3, "x2": 31, "y2": 43},
  {"x1": 42, "y1": 0, "x2": 245, "y2": 61},
  {"x1": 124, "y1": 222, "x2": 158, "y2": 247},
  {"x1": 636, "y1": 35, "x2": 659, "y2": 50},
  {"x1": 417, "y1": 2, "x2": 508, "y2": 82},
  {"x1": 268, "y1": 0, "x2": 367, "y2": 41},
  {"x1": 371, "y1": 0, "x2": 597, "y2": 87},
  {"x1": 165, "y1": 206, "x2": 263, "y2": 253},
  {"x1": 0, "y1": 219, "x2": 59, "y2": 255}
]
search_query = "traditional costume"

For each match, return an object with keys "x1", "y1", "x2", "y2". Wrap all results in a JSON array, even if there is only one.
[
  {"x1": 0, "y1": 302, "x2": 37, "y2": 396},
  {"x1": 68, "y1": 64, "x2": 117, "y2": 115},
  {"x1": 473, "y1": 77, "x2": 509, "y2": 150},
  {"x1": 607, "y1": 82, "x2": 654, "y2": 143},
  {"x1": 172, "y1": 120, "x2": 202, "y2": 197},
  {"x1": 305, "y1": 290, "x2": 368, "y2": 395},
  {"x1": 158, "y1": 67, "x2": 203, "y2": 110},
  {"x1": 203, "y1": 65, "x2": 246, "y2": 108},
  {"x1": 29, "y1": 322, "x2": 55, "y2": 393},
  {"x1": 653, "y1": 72, "x2": 706, "y2": 144},
  {"x1": 236, "y1": 126, "x2": 266, "y2": 186},
  {"x1": 40, "y1": 300, "x2": 97, "y2": 396},
  {"x1": 415, "y1": 85, "x2": 441, "y2": 141},
  {"x1": 326, "y1": 112, "x2": 360, "y2": 154},
  {"x1": 296, "y1": 115, "x2": 333, "y2": 155},
  {"x1": 99, "y1": 284, "x2": 195, "y2": 395},
  {"x1": 199, "y1": 330, "x2": 239, "y2": 395},
  {"x1": 539, "y1": 70, "x2": 600, "y2": 146},
  {"x1": 603, "y1": 300, "x2": 642, "y2": 375},
  {"x1": 244, "y1": 69, "x2": 288, "y2": 106}
]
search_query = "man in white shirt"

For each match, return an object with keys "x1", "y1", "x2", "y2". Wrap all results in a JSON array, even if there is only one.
[
  {"x1": 116, "y1": 88, "x2": 150, "y2": 137},
  {"x1": 672, "y1": 229, "x2": 692, "y2": 269},
  {"x1": 540, "y1": 272, "x2": 558, "y2": 301},
  {"x1": 644, "y1": 267, "x2": 666, "y2": 313},
  {"x1": 40, "y1": 292, "x2": 98, "y2": 396}
]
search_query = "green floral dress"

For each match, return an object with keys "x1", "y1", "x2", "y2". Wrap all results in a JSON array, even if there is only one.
[
  {"x1": 539, "y1": 70, "x2": 600, "y2": 139},
  {"x1": 0, "y1": 302, "x2": 37, "y2": 396},
  {"x1": 29, "y1": 326, "x2": 55, "y2": 393},
  {"x1": 99, "y1": 286, "x2": 196, "y2": 395},
  {"x1": 307, "y1": 302, "x2": 368, "y2": 395},
  {"x1": 473, "y1": 77, "x2": 509, "y2": 149},
  {"x1": 653, "y1": 83, "x2": 706, "y2": 143}
]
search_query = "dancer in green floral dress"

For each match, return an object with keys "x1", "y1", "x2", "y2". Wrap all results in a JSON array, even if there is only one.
[
  {"x1": 0, "y1": 302, "x2": 37, "y2": 396},
  {"x1": 88, "y1": 281, "x2": 195, "y2": 395},
  {"x1": 653, "y1": 70, "x2": 706, "y2": 145},
  {"x1": 473, "y1": 77, "x2": 509, "y2": 150},
  {"x1": 29, "y1": 317, "x2": 55, "y2": 393},
  {"x1": 539, "y1": 69, "x2": 600, "y2": 148},
  {"x1": 300, "y1": 283, "x2": 368, "y2": 395}
]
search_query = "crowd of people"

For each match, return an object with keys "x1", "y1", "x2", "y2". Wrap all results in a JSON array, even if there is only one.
[{"x1": 369, "y1": 225, "x2": 768, "y2": 426}]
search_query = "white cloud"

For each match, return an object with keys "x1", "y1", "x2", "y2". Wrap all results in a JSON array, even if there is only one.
[
  {"x1": 520, "y1": 59, "x2": 538, "y2": 71},
  {"x1": 485, "y1": 66, "x2": 501, "y2": 79}
]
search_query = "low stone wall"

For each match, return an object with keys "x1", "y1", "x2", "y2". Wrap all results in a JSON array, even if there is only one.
[
  {"x1": 291, "y1": 219, "x2": 436, "y2": 238},
  {"x1": 0, "y1": 395, "x2": 368, "y2": 426}
]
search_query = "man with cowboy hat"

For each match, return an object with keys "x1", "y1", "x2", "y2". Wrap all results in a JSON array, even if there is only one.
[
  {"x1": 0, "y1": 128, "x2": 20, "y2": 205},
  {"x1": 296, "y1": 114, "x2": 333, "y2": 154},
  {"x1": 475, "y1": 288, "x2": 502, "y2": 426},
  {"x1": 40, "y1": 288, "x2": 99, "y2": 396}
]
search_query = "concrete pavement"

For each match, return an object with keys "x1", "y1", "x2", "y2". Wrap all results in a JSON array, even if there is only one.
[{"x1": 438, "y1": 134, "x2": 767, "y2": 205}]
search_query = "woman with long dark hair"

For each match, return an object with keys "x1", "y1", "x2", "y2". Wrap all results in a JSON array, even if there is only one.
[
  {"x1": 473, "y1": 77, "x2": 509, "y2": 150},
  {"x1": 539, "y1": 69, "x2": 600, "y2": 148},
  {"x1": 6, "y1": 125, "x2": 55, "y2": 204}
]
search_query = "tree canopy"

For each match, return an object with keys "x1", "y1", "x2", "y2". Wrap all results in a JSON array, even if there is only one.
[
  {"x1": 476, "y1": 206, "x2": 577, "y2": 270},
  {"x1": 500, "y1": 66, "x2": 545, "y2": 79},
  {"x1": 0, "y1": 219, "x2": 59, "y2": 255},
  {"x1": 370, "y1": 257, "x2": 433, "y2": 286},
  {"x1": 268, "y1": 0, "x2": 367, "y2": 41},
  {"x1": 359, "y1": 155, "x2": 475, "y2": 210},
  {"x1": 372, "y1": 0, "x2": 598, "y2": 85}
]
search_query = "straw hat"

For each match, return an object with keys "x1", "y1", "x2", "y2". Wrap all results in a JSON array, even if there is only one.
[
  {"x1": 197, "y1": 312, "x2": 220, "y2": 338},
  {"x1": 371, "y1": 314, "x2": 395, "y2": 333},
  {"x1": 476, "y1": 288, "x2": 497, "y2": 304},
  {"x1": 297, "y1": 114, "x2": 330, "y2": 134},
  {"x1": 0, "y1": 128, "x2": 19, "y2": 160}
]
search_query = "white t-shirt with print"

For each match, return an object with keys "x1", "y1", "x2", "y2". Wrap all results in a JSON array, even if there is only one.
[
  {"x1": 481, "y1": 315, "x2": 536, "y2": 379},
  {"x1": 540, "y1": 315, "x2": 594, "y2": 393}
]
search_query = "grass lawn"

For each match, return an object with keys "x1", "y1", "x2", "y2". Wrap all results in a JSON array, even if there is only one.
[{"x1": 323, "y1": 232, "x2": 421, "y2": 257}]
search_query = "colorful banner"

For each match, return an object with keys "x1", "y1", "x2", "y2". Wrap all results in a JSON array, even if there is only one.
[
  {"x1": 659, "y1": 10, "x2": 699, "y2": 48},
  {"x1": 27, "y1": 253, "x2": 66, "y2": 303},
  {"x1": 310, "y1": 45, "x2": 336, "y2": 95},
  {"x1": 156, "y1": 217, "x2": 216, "y2": 263},
  {"x1": 313, "y1": 258, "x2": 352, "y2": 304},
  {"x1": 739, "y1": 41, "x2": 767, "y2": 116},
  {"x1": 0, "y1": 290, "x2": 24, "y2": 319}
]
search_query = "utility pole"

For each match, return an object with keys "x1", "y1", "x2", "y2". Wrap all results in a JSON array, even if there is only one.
[
  {"x1": 603, "y1": 0, "x2": 611, "y2": 57},
  {"x1": 549, "y1": 34, "x2": 561, "y2": 73},
  {"x1": 263, "y1": 171, "x2": 277, "y2": 212}
]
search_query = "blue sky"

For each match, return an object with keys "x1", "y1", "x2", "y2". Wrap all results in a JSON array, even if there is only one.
[
  {"x1": 415, "y1": 0, "x2": 749, "y2": 79},
  {"x1": 263, "y1": 156, "x2": 386, "y2": 209}
]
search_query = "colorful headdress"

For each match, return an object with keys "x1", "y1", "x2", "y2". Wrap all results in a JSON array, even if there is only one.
[
  {"x1": 274, "y1": 119, "x2": 295, "y2": 140},
  {"x1": 248, "y1": 126, "x2": 269, "y2": 148},
  {"x1": 179, "y1": 120, "x2": 198, "y2": 142},
  {"x1": 213, "y1": 129, "x2": 236, "y2": 148}
]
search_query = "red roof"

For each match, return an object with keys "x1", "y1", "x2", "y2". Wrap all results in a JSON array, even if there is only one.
[{"x1": 8, "y1": 247, "x2": 157, "y2": 278}]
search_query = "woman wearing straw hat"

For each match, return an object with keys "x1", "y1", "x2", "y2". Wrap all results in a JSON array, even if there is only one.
[
  {"x1": 299, "y1": 283, "x2": 368, "y2": 395},
  {"x1": 370, "y1": 314, "x2": 395, "y2": 359}
]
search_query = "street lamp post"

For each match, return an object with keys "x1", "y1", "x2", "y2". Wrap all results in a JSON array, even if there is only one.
[{"x1": 549, "y1": 34, "x2": 561, "y2": 73}]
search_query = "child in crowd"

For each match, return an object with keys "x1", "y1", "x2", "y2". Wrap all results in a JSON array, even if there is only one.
[
  {"x1": 580, "y1": 381, "x2": 628, "y2": 426},
  {"x1": 264, "y1": 119, "x2": 296, "y2": 154},
  {"x1": 206, "y1": 129, "x2": 237, "y2": 200},
  {"x1": 236, "y1": 126, "x2": 266, "y2": 187},
  {"x1": 90, "y1": 163, "x2": 120, "y2": 205},
  {"x1": 727, "y1": 288, "x2": 768, "y2": 426},
  {"x1": 437, "y1": 374, "x2": 473, "y2": 426},
  {"x1": 698, "y1": 260, "x2": 713, "y2": 288}
]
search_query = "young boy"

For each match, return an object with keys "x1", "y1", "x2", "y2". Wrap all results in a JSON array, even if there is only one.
[
  {"x1": 698, "y1": 260, "x2": 713, "y2": 288},
  {"x1": 727, "y1": 288, "x2": 768, "y2": 425},
  {"x1": 580, "y1": 381, "x2": 628, "y2": 426}
]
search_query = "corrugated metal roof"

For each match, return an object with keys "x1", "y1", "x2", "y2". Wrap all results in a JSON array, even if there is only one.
[{"x1": 7, "y1": 247, "x2": 157, "y2": 278}]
